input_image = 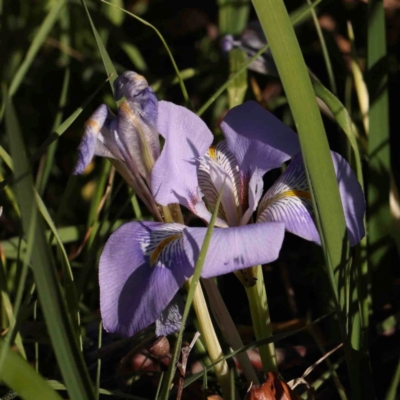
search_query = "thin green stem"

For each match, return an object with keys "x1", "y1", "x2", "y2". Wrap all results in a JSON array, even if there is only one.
[
  {"x1": 190, "y1": 283, "x2": 232, "y2": 398},
  {"x1": 244, "y1": 265, "x2": 276, "y2": 372}
]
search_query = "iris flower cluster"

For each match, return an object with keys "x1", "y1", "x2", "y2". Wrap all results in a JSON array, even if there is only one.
[{"x1": 75, "y1": 71, "x2": 365, "y2": 338}]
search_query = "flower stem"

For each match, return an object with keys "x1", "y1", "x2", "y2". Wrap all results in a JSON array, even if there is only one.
[
  {"x1": 189, "y1": 281, "x2": 233, "y2": 399},
  {"x1": 244, "y1": 265, "x2": 277, "y2": 372}
]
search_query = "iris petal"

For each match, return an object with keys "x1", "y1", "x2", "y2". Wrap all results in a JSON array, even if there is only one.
[
  {"x1": 183, "y1": 222, "x2": 286, "y2": 278},
  {"x1": 151, "y1": 101, "x2": 213, "y2": 215},
  {"x1": 113, "y1": 72, "x2": 160, "y2": 180},
  {"x1": 257, "y1": 152, "x2": 365, "y2": 246},
  {"x1": 74, "y1": 104, "x2": 115, "y2": 174},
  {"x1": 221, "y1": 101, "x2": 300, "y2": 178},
  {"x1": 99, "y1": 221, "x2": 192, "y2": 337}
]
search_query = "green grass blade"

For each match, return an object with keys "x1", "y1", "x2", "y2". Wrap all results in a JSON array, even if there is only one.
[
  {"x1": 101, "y1": 0, "x2": 190, "y2": 106},
  {"x1": 0, "y1": 340, "x2": 63, "y2": 400},
  {"x1": 311, "y1": 75, "x2": 364, "y2": 188},
  {"x1": 34, "y1": 190, "x2": 80, "y2": 339},
  {"x1": 81, "y1": 0, "x2": 118, "y2": 93},
  {"x1": 227, "y1": 48, "x2": 248, "y2": 109},
  {"x1": 218, "y1": 0, "x2": 250, "y2": 35},
  {"x1": 37, "y1": 67, "x2": 70, "y2": 195},
  {"x1": 5, "y1": 95, "x2": 95, "y2": 400},
  {"x1": 0, "y1": 259, "x2": 26, "y2": 359},
  {"x1": 160, "y1": 184, "x2": 226, "y2": 400},
  {"x1": 9, "y1": 0, "x2": 66, "y2": 97},
  {"x1": 367, "y1": 0, "x2": 391, "y2": 293},
  {"x1": 386, "y1": 356, "x2": 400, "y2": 400},
  {"x1": 306, "y1": 0, "x2": 337, "y2": 94},
  {"x1": 183, "y1": 312, "x2": 332, "y2": 387},
  {"x1": 251, "y1": 0, "x2": 359, "y2": 392}
]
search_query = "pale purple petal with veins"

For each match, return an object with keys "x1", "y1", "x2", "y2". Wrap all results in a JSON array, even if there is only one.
[
  {"x1": 99, "y1": 221, "x2": 192, "y2": 337},
  {"x1": 257, "y1": 152, "x2": 365, "y2": 246},
  {"x1": 183, "y1": 222, "x2": 285, "y2": 278},
  {"x1": 151, "y1": 101, "x2": 213, "y2": 216}
]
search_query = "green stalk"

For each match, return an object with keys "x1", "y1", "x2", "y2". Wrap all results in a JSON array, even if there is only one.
[
  {"x1": 161, "y1": 185, "x2": 232, "y2": 400},
  {"x1": 190, "y1": 283, "x2": 231, "y2": 397},
  {"x1": 250, "y1": 0, "x2": 360, "y2": 394},
  {"x1": 245, "y1": 265, "x2": 276, "y2": 372}
]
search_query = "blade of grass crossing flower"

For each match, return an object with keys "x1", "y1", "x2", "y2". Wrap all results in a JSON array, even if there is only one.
[
  {"x1": 367, "y1": 0, "x2": 391, "y2": 298},
  {"x1": 0, "y1": 340, "x2": 63, "y2": 400},
  {"x1": 197, "y1": 0, "x2": 323, "y2": 116},
  {"x1": 8, "y1": 0, "x2": 66, "y2": 98},
  {"x1": 161, "y1": 182, "x2": 232, "y2": 400},
  {"x1": 101, "y1": 0, "x2": 190, "y2": 106},
  {"x1": 311, "y1": 76, "x2": 364, "y2": 188},
  {"x1": 251, "y1": 0, "x2": 361, "y2": 393},
  {"x1": 218, "y1": 0, "x2": 250, "y2": 35},
  {"x1": 5, "y1": 96, "x2": 95, "y2": 400}
]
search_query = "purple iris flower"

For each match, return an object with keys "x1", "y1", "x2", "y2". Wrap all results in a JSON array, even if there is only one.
[
  {"x1": 74, "y1": 71, "x2": 365, "y2": 339},
  {"x1": 152, "y1": 100, "x2": 365, "y2": 245},
  {"x1": 74, "y1": 72, "x2": 286, "y2": 337}
]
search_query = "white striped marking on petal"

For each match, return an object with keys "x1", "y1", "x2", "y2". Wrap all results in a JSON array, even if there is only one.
[
  {"x1": 198, "y1": 141, "x2": 242, "y2": 225},
  {"x1": 257, "y1": 160, "x2": 312, "y2": 223},
  {"x1": 139, "y1": 224, "x2": 185, "y2": 268}
]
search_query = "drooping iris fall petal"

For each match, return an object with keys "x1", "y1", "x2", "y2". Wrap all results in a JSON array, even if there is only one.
[
  {"x1": 183, "y1": 222, "x2": 285, "y2": 278},
  {"x1": 99, "y1": 220, "x2": 286, "y2": 337},
  {"x1": 99, "y1": 222, "x2": 192, "y2": 337},
  {"x1": 257, "y1": 152, "x2": 365, "y2": 246}
]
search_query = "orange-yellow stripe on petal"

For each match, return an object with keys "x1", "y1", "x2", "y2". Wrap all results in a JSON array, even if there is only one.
[
  {"x1": 208, "y1": 145, "x2": 217, "y2": 160},
  {"x1": 150, "y1": 234, "x2": 183, "y2": 266},
  {"x1": 84, "y1": 119, "x2": 101, "y2": 133},
  {"x1": 262, "y1": 189, "x2": 311, "y2": 210}
]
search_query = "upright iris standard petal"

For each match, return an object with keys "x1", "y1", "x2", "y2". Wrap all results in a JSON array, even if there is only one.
[
  {"x1": 151, "y1": 101, "x2": 213, "y2": 215},
  {"x1": 99, "y1": 221, "x2": 193, "y2": 337},
  {"x1": 257, "y1": 152, "x2": 365, "y2": 246},
  {"x1": 198, "y1": 141, "x2": 243, "y2": 226},
  {"x1": 74, "y1": 104, "x2": 115, "y2": 174},
  {"x1": 221, "y1": 101, "x2": 300, "y2": 178},
  {"x1": 183, "y1": 222, "x2": 286, "y2": 278}
]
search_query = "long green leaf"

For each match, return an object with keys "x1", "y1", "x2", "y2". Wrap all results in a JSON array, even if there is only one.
[
  {"x1": 101, "y1": 0, "x2": 190, "y2": 106},
  {"x1": 9, "y1": 0, "x2": 66, "y2": 97},
  {"x1": 0, "y1": 340, "x2": 63, "y2": 400},
  {"x1": 5, "y1": 95, "x2": 95, "y2": 400},
  {"x1": 251, "y1": 0, "x2": 357, "y2": 393}
]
